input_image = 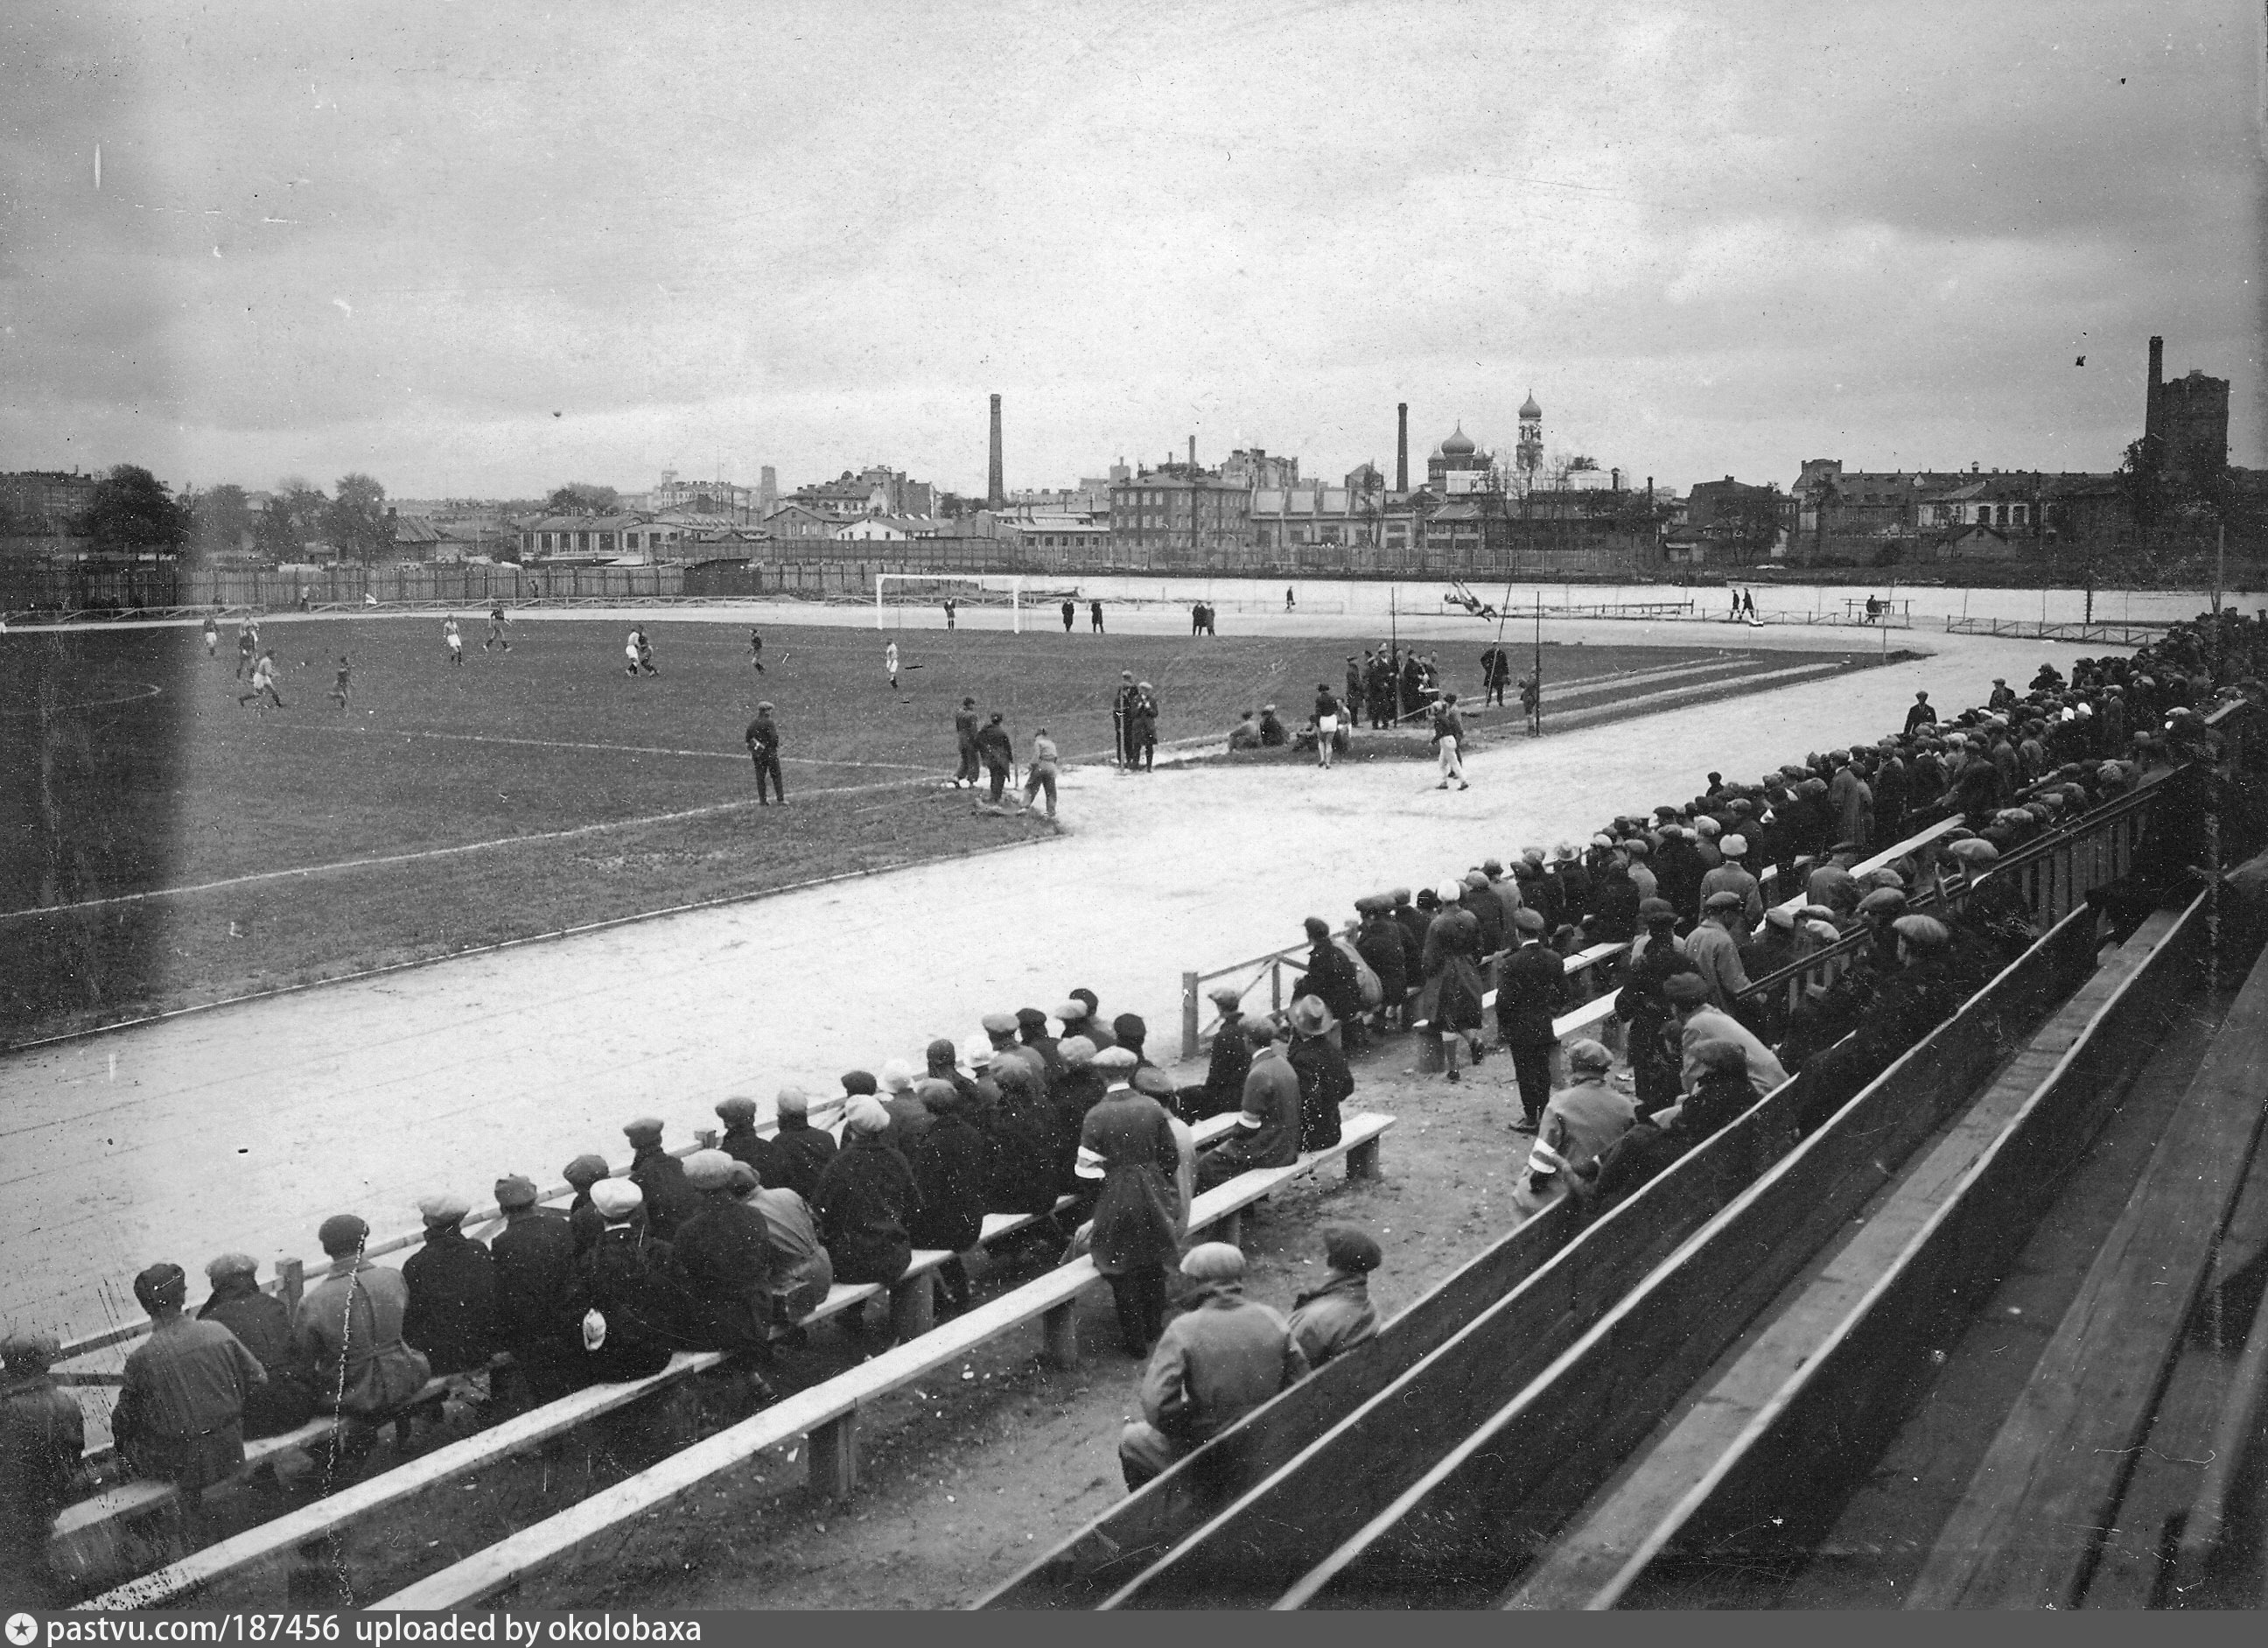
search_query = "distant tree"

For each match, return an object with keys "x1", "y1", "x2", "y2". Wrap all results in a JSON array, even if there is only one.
[
  {"x1": 254, "y1": 500, "x2": 299, "y2": 563},
  {"x1": 190, "y1": 483, "x2": 255, "y2": 558},
  {"x1": 546, "y1": 483, "x2": 619, "y2": 515},
  {"x1": 86, "y1": 465, "x2": 187, "y2": 555},
  {"x1": 329, "y1": 472, "x2": 392, "y2": 565},
  {"x1": 1718, "y1": 487, "x2": 1786, "y2": 566}
]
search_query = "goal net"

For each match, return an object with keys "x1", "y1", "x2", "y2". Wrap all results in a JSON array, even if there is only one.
[{"x1": 874, "y1": 572, "x2": 1023, "y2": 632}]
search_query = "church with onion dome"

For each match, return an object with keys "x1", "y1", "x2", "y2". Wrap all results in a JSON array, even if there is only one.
[{"x1": 1425, "y1": 423, "x2": 1500, "y2": 494}]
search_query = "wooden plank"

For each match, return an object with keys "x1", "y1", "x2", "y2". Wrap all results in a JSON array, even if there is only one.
[
  {"x1": 368, "y1": 1117, "x2": 1393, "y2": 1610},
  {"x1": 1267, "y1": 908, "x2": 2104, "y2": 1610},
  {"x1": 1910, "y1": 933, "x2": 2268, "y2": 1609},
  {"x1": 1503, "y1": 901, "x2": 2200, "y2": 1609}
]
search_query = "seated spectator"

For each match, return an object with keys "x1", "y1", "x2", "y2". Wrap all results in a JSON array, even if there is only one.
[
  {"x1": 624, "y1": 1116, "x2": 703, "y2": 1242},
  {"x1": 1195, "y1": 1020, "x2": 1300, "y2": 1193},
  {"x1": 983, "y1": 1050, "x2": 1064, "y2": 1219},
  {"x1": 116, "y1": 1262, "x2": 265, "y2": 1503},
  {"x1": 808, "y1": 1095, "x2": 917, "y2": 1327},
  {"x1": 1508, "y1": 1140, "x2": 1567, "y2": 1221},
  {"x1": 908, "y1": 1079, "x2": 990, "y2": 1315},
  {"x1": 1175, "y1": 985, "x2": 1254, "y2": 1123},
  {"x1": 1117, "y1": 1244, "x2": 1309, "y2": 1491},
  {"x1": 767, "y1": 1086, "x2": 837, "y2": 1204},
  {"x1": 1795, "y1": 915, "x2": 1970, "y2": 1134},
  {"x1": 291, "y1": 1216, "x2": 431, "y2": 1464},
  {"x1": 878, "y1": 1059, "x2": 934, "y2": 1154},
  {"x1": 1533, "y1": 1039, "x2": 1636, "y2": 1173},
  {"x1": 197, "y1": 1253, "x2": 315, "y2": 1436},
  {"x1": 402, "y1": 1193, "x2": 496, "y2": 1381},
  {"x1": 668, "y1": 1151, "x2": 778, "y2": 1357},
  {"x1": 488, "y1": 1175, "x2": 585, "y2": 1404},
  {"x1": 1284, "y1": 995, "x2": 1354, "y2": 1152},
  {"x1": 1572, "y1": 1041, "x2": 1753, "y2": 1210},
  {"x1": 563, "y1": 1153, "x2": 613, "y2": 1259},
  {"x1": 714, "y1": 1096, "x2": 785, "y2": 1194},
  {"x1": 1258, "y1": 704, "x2": 1288, "y2": 746},
  {"x1": 1662, "y1": 972, "x2": 1788, "y2": 1100},
  {"x1": 733, "y1": 1161, "x2": 833, "y2": 1327},
  {"x1": 1287, "y1": 1225, "x2": 1382, "y2": 1369},
  {"x1": 574, "y1": 1181, "x2": 684, "y2": 1383},
  {"x1": 1227, "y1": 711, "x2": 1263, "y2": 750}
]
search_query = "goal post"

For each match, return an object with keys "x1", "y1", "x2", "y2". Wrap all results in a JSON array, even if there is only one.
[{"x1": 874, "y1": 572, "x2": 1022, "y2": 633}]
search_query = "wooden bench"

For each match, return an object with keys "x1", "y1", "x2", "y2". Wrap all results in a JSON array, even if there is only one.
[
  {"x1": 368, "y1": 1112, "x2": 1395, "y2": 1610},
  {"x1": 68, "y1": 1112, "x2": 1259, "y2": 1608}
]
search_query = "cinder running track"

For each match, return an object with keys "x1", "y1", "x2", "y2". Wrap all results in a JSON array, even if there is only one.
[{"x1": 0, "y1": 602, "x2": 2103, "y2": 1354}]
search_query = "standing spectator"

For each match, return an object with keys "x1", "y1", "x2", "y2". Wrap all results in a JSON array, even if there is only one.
[
  {"x1": 197, "y1": 1254, "x2": 315, "y2": 1436},
  {"x1": 1112, "y1": 672, "x2": 1141, "y2": 768},
  {"x1": 1294, "y1": 915, "x2": 1364, "y2": 1027},
  {"x1": 1060, "y1": 597, "x2": 1075, "y2": 633},
  {"x1": 1416, "y1": 880, "x2": 1488, "y2": 1082},
  {"x1": 114, "y1": 1263, "x2": 264, "y2": 1506},
  {"x1": 1683, "y1": 893, "x2": 1754, "y2": 1013},
  {"x1": 1116, "y1": 1245, "x2": 1309, "y2": 1490},
  {"x1": 1089, "y1": 598, "x2": 1105, "y2": 633},
  {"x1": 487, "y1": 1175, "x2": 584, "y2": 1404},
  {"x1": 1287, "y1": 1226, "x2": 1382, "y2": 1369},
  {"x1": 1, "y1": 1331, "x2": 83, "y2": 1603},
  {"x1": 1494, "y1": 908, "x2": 1567, "y2": 1133},
  {"x1": 1698, "y1": 833, "x2": 1764, "y2": 932},
  {"x1": 1130, "y1": 683, "x2": 1159, "y2": 773},
  {"x1": 1615, "y1": 901, "x2": 1704, "y2": 1117},
  {"x1": 1074, "y1": 1047, "x2": 1183, "y2": 1356},
  {"x1": 1354, "y1": 897, "x2": 1411, "y2": 1034}
]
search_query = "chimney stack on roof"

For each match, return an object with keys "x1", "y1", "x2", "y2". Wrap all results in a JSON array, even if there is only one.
[
  {"x1": 1396, "y1": 403, "x2": 1409, "y2": 494},
  {"x1": 986, "y1": 394, "x2": 1004, "y2": 508}
]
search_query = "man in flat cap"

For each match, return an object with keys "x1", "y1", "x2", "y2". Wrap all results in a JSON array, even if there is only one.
[
  {"x1": 1, "y1": 1329, "x2": 84, "y2": 1599},
  {"x1": 1294, "y1": 915, "x2": 1366, "y2": 1039},
  {"x1": 1353, "y1": 896, "x2": 1412, "y2": 1035},
  {"x1": 1575, "y1": 1040, "x2": 1754, "y2": 1209},
  {"x1": 1066, "y1": 988, "x2": 1116, "y2": 1051},
  {"x1": 197, "y1": 1254, "x2": 315, "y2": 1436},
  {"x1": 1615, "y1": 899, "x2": 1703, "y2": 1118},
  {"x1": 1175, "y1": 983, "x2": 1253, "y2": 1123},
  {"x1": 926, "y1": 1036, "x2": 984, "y2": 1115},
  {"x1": 745, "y1": 699, "x2": 785, "y2": 805},
  {"x1": 1072, "y1": 1046, "x2": 1181, "y2": 1355},
  {"x1": 1683, "y1": 892, "x2": 1754, "y2": 1013},
  {"x1": 715, "y1": 1096, "x2": 785, "y2": 1195},
  {"x1": 1534, "y1": 1039, "x2": 1636, "y2": 1175},
  {"x1": 878, "y1": 1058, "x2": 935, "y2": 1155},
  {"x1": 488, "y1": 1175, "x2": 584, "y2": 1404},
  {"x1": 808, "y1": 1096, "x2": 917, "y2": 1329},
  {"x1": 1494, "y1": 907, "x2": 1568, "y2": 1133},
  {"x1": 1663, "y1": 972, "x2": 1787, "y2": 1103},
  {"x1": 402, "y1": 1193, "x2": 496, "y2": 1383},
  {"x1": 1012, "y1": 1006, "x2": 1063, "y2": 1087},
  {"x1": 115, "y1": 1261, "x2": 265, "y2": 1507},
  {"x1": 1698, "y1": 833, "x2": 1763, "y2": 933},
  {"x1": 563, "y1": 1153, "x2": 614, "y2": 1259},
  {"x1": 764, "y1": 1087, "x2": 836, "y2": 1203},
  {"x1": 1117, "y1": 1244, "x2": 1309, "y2": 1490},
  {"x1": 292, "y1": 1215, "x2": 430, "y2": 1467},
  {"x1": 622, "y1": 1117, "x2": 702, "y2": 1242},
  {"x1": 1287, "y1": 1225, "x2": 1382, "y2": 1369},
  {"x1": 668, "y1": 1151, "x2": 779, "y2": 1359},
  {"x1": 1195, "y1": 1020, "x2": 1300, "y2": 1192},
  {"x1": 908, "y1": 1080, "x2": 990, "y2": 1315}
]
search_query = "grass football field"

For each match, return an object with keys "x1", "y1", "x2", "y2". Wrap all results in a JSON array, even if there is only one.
[{"x1": 1, "y1": 614, "x2": 1841, "y2": 1040}]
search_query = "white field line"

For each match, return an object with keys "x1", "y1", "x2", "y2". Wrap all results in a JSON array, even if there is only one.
[{"x1": 257, "y1": 720, "x2": 936, "y2": 770}]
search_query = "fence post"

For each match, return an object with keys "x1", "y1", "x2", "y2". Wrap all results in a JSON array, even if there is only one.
[
  {"x1": 1181, "y1": 971, "x2": 1200, "y2": 1062},
  {"x1": 277, "y1": 1257, "x2": 304, "y2": 1313}
]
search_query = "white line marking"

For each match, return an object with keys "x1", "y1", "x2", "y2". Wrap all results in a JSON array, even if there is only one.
[{"x1": 263, "y1": 720, "x2": 936, "y2": 771}]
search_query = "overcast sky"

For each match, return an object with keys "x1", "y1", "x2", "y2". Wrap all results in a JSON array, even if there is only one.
[{"x1": 3, "y1": 0, "x2": 2261, "y2": 501}]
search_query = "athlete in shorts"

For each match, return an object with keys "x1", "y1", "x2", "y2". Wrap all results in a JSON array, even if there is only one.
[
  {"x1": 444, "y1": 616, "x2": 464, "y2": 666},
  {"x1": 202, "y1": 614, "x2": 219, "y2": 658},
  {"x1": 624, "y1": 628, "x2": 642, "y2": 677},
  {"x1": 635, "y1": 628, "x2": 657, "y2": 676},
  {"x1": 885, "y1": 640, "x2": 901, "y2": 693},
  {"x1": 237, "y1": 650, "x2": 285, "y2": 712}
]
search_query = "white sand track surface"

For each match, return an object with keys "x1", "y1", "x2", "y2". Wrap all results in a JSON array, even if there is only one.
[{"x1": 0, "y1": 605, "x2": 2122, "y2": 1361}]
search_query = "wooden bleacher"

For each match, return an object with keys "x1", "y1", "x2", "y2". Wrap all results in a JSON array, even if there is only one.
[{"x1": 360, "y1": 1114, "x2": 1394, "y2": 1611}]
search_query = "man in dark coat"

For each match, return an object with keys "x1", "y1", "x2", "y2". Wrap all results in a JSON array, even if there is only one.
[
  {"x1": 487, "y1": 1175, "x2": 585, "y2": 1404},
  {"x1": 573, "y1": 1182, "x2": 683, "y2": 1383},
  {"x1": 1416, "y1": 881, "x2": 1488, "y2": 1081},
  {"x1": 766, "y1": 1087, "x2": 837, "y2": 1203},
  {"x1": 1354, "y1": 897, "x2": 1411, "y2": 1032},
  {"x1": 115, "y1": 1262, "x2": 265, "y2": 1501},
  {"x1": 197, "y1": 1253, "x2": 315, "y2": 1436},
  {"x1": 564, "y1": 1153, "x2": 612, "y2": 1258},
  {"x1": 1195, "y1": 1021, "x2": 1300, "y2": 1192},
  {"x1": 808, "y1": 1096, "x2": 918, "y2": 1308},
  {"x1": 1016, "y1": 1006, "x2": 1065, "y2": 1088},
  {"x1": 714, "y1": 1097, "x2": 785, "y2": 1193},
  {"x1": 1177, "y1": 984, "x2": 1255, "y2": 1122},
  {"x1": 984, "y1": 1053, "x2": 1064, "y2": 1217},
  {"x1": 1284, "y1": 996, "x2": 1353, "y2": 1152},
  {"x1": 1615, "y1": 900, "x2": 1705, "y2": 1117},
  {"x1": 1494, "y1": 908, "x2": 1568, "y2": 1133},
  {"x1": 1571, "y1": 1040, "x2": 1751, "y2": 1210},
  {"x1": 926, "y1": 1036, "x2": 984, "y2": 1113},
  {"x1": 667, "y1": 1152, "x2": 778, "y2": 1357},
  {"x1": 1, "y1": 1330, "x2": 84, "y2": 1603},
  {"x1": 908, "y1": 1081, "x2": 990, "y2": 1313},
  {"x1": 1112, "y1": 1013, "x2": 1156, "y2": 1073},
  {"x1": 402, "y1": 1194, "x2": 496, "y2": 1379},
  {"x1": 1074, "y1": 1048, "x2": 1183, "y2": 1355},
  {"x1": 954, "y1": 697, "x2": 983, "y2": 789},
  {"x1": 974, "y1": 712, "x2": 1016, "y2": 803},
  {"x1": 1047, "y1": 1037, "x2": 1110, "y2": 1193},
  {"x1": 1552, "y1": 845, "x2": 1592, "y2": 923},
  {"x1": 624, "y1": 1117, "x2": 703, "y2": 1241},
  {"x1": 1390, "y1": 886, "x2": 1431, "y2": 965},
  {"x1": 1293, "y1": 915, "x2": 1364, "y2": 1026},
  {"x1": 1592, "y1": 854, "x2": 1642, "y2": 942}
]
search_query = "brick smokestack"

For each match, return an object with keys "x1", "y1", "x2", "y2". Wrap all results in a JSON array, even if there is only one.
[
  {"x1": 1187, "y1": 434, "x2": 1196, "y2": 470},
  {"x1": 1396, "y1": 403, "x2": 1409, "y2": 493},
  {"x1": 2146, "y1": 335, "x2": 2164, "y2": 444},
  {"x1": 987, "y1": 394, "x2": 1004, "y2": 507}
]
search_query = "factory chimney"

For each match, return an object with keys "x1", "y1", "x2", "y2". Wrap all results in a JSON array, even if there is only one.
[
  {"x1": 987, "y1": 394, "x2": 1004, "y2": 507},
  {"x1": 2146, "y1": 336, "x2": 2164, "y2": 445},
  {"x1": 1396, "y1": 403, "x2": 1409, "y2": 493},
  {"x1": 1187, "y1": 434, "x2": 1196, "y2": 471}
]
